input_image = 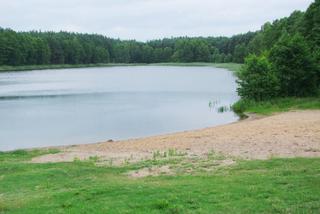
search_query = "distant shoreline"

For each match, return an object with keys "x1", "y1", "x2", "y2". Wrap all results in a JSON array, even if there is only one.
[{"x1": 0, "y1": 62, "x2": 241, "y2": 73}]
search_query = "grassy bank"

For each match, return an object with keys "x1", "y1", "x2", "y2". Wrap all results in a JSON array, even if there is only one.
[
  {"x1": 232, "y1": 97, "x2": 320, "y2": 115},
  {"x1": 150, "y1": 62, "x2": 242, "y2": 73},
  {"x1": 0, "y1": 63, "x2": 242, "y2": 73},
  {"x1": 0, "y1": 63, "x2": 148, "y2": 72},
  {"x1": 1, "y1": 150, "x2": 319, "y2": 213}
]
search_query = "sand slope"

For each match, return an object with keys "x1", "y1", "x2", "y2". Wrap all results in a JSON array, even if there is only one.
[{"x1": 32, "y1": 110, "x2": 320, "y2": 164}]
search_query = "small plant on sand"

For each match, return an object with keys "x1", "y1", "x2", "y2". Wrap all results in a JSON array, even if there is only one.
[
  {"x1": 163, "y1": 151, "x2": 168, "y2": 158},
  {"x1": 88, "y1": 156, "x2": 99, "y2": 163},
  {"x1": 207, "y1": 150, "x2": 225, "y2": 160},
  {"x1": 153, "y1": 150, "x2": 161, "y2": 160},
  {"x1": 123, "y1": 158, "x2": 130, "y2": 165},
  {"x1": 168, "y1": 149, "x2": 177, "y2": 157},
  {"x1": 152, "y1": 149, "x2": 187, "y2": 160},
  {"x1": 168, "y1": 149, "x2": 186, "y2": 157},
  {"x1": 108, "y1": 159, "x2": 113, "y2": 166},
  {"x1": 73, "y1": 157, "x2": 81, "y2": 162}
]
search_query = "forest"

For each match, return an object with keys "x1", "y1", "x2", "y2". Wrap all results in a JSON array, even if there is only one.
[
  {"x1": 1, "y1": 1, "x2": 317, "y2": 66},
  {"x1": 0, "y1": 3, "x2": 318, "y2": 68},
  {"x1": 0, "y1": 29, "x2": 255, "y2": 66},
  {"x1": 235, "y1": 0, "x2": 320, "y2": 102}
]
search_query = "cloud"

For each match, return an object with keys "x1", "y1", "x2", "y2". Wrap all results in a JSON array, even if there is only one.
[{"x1": 0, "y1": 0, "x2": 314, "y2": 41}]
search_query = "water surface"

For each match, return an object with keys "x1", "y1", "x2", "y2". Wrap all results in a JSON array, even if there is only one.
[{"x1": 0, "y1": 66, "x2": 238, "y2": 151}]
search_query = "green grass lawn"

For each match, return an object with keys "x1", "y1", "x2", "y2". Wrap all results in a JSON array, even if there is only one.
[
  {"x1": 232, "y1": 97, "x2": 320, "y2": 115},
  {"x1": 1, "y1": 150, "x2": 319, "y2": 213}
]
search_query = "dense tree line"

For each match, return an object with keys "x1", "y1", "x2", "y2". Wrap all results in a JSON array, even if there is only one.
[
  {"x1": 237, "y1": 0, "x2": 320, "y2": 100},
  {"x1": 0, "y1": 29, "x2": 256, "y2": 66}
]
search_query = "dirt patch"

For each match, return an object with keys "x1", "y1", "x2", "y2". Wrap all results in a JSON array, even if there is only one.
[
  {"x1": 126, "y1": 155, "x2": 236, "y2": 178},
  {"x1": 31, "y1": 110, "x2": 320, "y2": 165},
  {"x1": 127, "y1": 165, "x2": 173, "y2": 178}
]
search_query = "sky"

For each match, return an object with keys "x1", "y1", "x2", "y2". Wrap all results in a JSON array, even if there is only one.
[{"x1": 0, "y1": 0, "x2": 314, "y2": 41}]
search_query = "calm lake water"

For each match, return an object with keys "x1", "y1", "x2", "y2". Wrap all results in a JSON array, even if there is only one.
[{"x1": 0, "y1": 66, "x2": 239, "y2": 151}]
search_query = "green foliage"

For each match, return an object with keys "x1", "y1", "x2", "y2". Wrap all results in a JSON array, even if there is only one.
[
  {"x1": 0, "y1": 1, "x2": 319, "y2": 69},
  {"x1": 0, "y1": 28, "x2": 256, "y2": 66},
  {"x1": 246, "y1": 10, "x2": 305, "y2": 57},
  {"x1": 237, "y1": 54, "x2": 280, "y2": 101},
  {"x1": 233, "y1": 43, "x2": 248, "y2": 63},
  {"x1": 237, "y1": 1, "x2": 320, "y2": 101},
  {"x1": 172, "y1": 38, "x2": 211, "y2": 62},
  {"x1": 303, "y1": 0, "x2": 320, "y2": 51},
  {"x1": 232, "y1": 97, "x2": 320, "y2": 115},
  {"x1": 270, "y1": 34, "x2": 319, "y2": 97}
]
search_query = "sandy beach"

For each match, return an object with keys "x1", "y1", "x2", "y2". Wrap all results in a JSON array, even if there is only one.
[{"x1": 32, "y1": 110, "x2": 320, "y2": 165}]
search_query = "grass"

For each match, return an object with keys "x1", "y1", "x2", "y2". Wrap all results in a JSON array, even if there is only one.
[
  {"x1": 232, "y1": 97, "x2": 320, "y2": 115},
  {"x1": 209, "y1": 63, "x2": 242, "y2": 73},
  {"x1": 1, "y1": 150, "x2": 319, "y2": 213},
  {"x1": 150, "y1": 62, "x2": 242, "y2": 73},
  {"x1": 0, "y1": 149, "x2": 60, "y2": 162},
  {"x1": 0, "y1": 63, "x2": 147, "y2": 72},
  {"x1": 0, "y1": 62, "x2": 242, "y2": 73}
]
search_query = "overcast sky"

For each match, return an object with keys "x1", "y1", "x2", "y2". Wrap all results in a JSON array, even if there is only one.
[{"x1": 0, "y1": 0, "x2": 314, "y2": 41}]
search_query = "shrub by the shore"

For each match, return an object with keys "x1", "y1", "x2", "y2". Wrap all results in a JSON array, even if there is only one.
[{"x1": 232, "y1": 97, "x2": 320, "y2": 115}]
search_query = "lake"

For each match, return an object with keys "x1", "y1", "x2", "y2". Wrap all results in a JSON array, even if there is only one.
[{"x1": 0, "y1": 66, "x2": 239, "y2": 151}]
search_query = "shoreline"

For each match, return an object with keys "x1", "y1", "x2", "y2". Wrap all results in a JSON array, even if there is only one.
[
  {"x1": 0, "y1": 62, "x2": 241, "y2": 73},
  {"x1": 31, "y1": 110, "x2": 320, "y2": 165},
  {"x1": 12, "y1": 110, "x2": 261, "y2": 153},
  {"x1": 6, "y1": 114, "x2": 245, "y2": 153}
]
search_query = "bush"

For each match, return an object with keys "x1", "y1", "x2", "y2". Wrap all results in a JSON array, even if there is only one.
[
  {"x1": 232, "y1": 97, "x2": 320, "y2": 114},
  {"x1": 269, "y1": 34, "x2": 319, "y2": 97},
  {"x1": 237, "y1": 54, "x2": 280, "y2": 101}
]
